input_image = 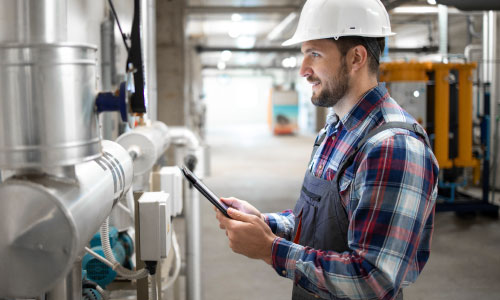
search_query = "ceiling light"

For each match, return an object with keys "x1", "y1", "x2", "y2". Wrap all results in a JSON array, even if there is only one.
[
  {"x1": 427, "y1": 0, "x2": 437, "y2": 4},
  {"x1": 392, "y1": 6, "x2": 440, "y2": 14},
  {"x1": 413, "y1": 90, "x2": 420, "y2": 98},
  {"x1": 228, "y1": 28, "x2": 241, "y2": 38},
  {"x1": 217, "y1": 61, "x2": 226, "y2": 70},
  {"x1": 282, "y1": 57, "x2": 297, "y2": 68},
  {"x1": 221, "y1": 50, "x2": 232, "y2": 61},
  {"x1": 236, "y1": 36, "x2": 256, "y2": 49},
  {"x1": 231, "y1": 13, "x2": 242, "y2": 22}
]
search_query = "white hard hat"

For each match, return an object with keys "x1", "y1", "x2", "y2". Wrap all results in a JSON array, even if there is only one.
[{"x1": 282, "y1": 0, "x2": 396, "y2": 46}]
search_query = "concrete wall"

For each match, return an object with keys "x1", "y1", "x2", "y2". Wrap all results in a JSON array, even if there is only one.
[{"x1": 157, "y1": 0, "x2": 188, "y2": 127}]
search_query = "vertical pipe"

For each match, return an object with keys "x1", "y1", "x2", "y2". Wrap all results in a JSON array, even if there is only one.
[
  {"x1": 101, "y1": 14, "x2": 117, "y2": 140},
  {"x1": 185, "y1": 179, "x2": 202, "y2": 300},
  {"x1": 142, "y1": 0, "x2": 158, "y2": 121},
  {"x1": 438, "y1": 4, "x2": 448, "y2": 59},
  {"x1": 455, "y1": 65, "x2": 475, "y2": 167},
  {"x1": 45, "y1": 261, "x2": 82, "y2": 300},
  {"x1": 0, "y1": 0, "x2": 67, "y2": 43},
  {"x1": 434, "y1": 65, "x2": 453, "y2": 168}
]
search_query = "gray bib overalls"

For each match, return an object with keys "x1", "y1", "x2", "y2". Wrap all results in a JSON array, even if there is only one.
[{"x1": 291, "y1": 122, "x2": 430, "y2": 300}]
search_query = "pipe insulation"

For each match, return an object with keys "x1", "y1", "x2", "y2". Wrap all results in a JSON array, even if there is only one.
[
  {"x1": 117, "y1": 121, "x2": 170, "y2": 177},
  {"x1": 0, "y1": 0, "x2": 67, "y2": 43},
  {"x1": 0, "y1": 140, "x2": 133, "y2": 298}
]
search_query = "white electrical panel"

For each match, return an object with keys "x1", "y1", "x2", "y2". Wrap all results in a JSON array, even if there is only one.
[
  {"x1": 138, "y1": 192, "x2": 171, "y2": 261},
  {"x1": 152, "y1": 167, "x2": 183, "y2": 216}
]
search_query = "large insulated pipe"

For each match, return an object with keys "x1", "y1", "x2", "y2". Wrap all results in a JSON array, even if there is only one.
[
  {"x1": 142, "y1": 0, "x2": 158, "y2": 121},
  {"x1": 0, "y1": 140, "x2": 133, "y2": 298},
  {"x1": 168, "y1": 127, "x2": 202, "y2": 300},
  {"x1": 0, "y1": 0, "x2": 67, "y2": 43},
  {"x1": 117, "y1": 121, "x2": 170, "y2": 190},
  {"x1": 0, "y1": 43, "x2": 101, "y2": 169}
]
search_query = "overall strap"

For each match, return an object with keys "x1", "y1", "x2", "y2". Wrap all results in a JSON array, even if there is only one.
[
  {"x1": 309, "y1": 128, "x2": 328, "y2": 162},
  {"x1": 334, "y1": 122, "x2": 431, "y2": 189}
]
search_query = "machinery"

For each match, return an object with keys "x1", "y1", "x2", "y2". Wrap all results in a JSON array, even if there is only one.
[
  {"x1": 0, "y1": 0, "x2": 206, "y2": 299},
  {"x1": 380, "y1": 61, "x2": 499, "y2": 215}
]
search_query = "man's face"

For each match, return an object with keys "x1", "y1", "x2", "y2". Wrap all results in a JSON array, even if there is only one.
[{"x1": 299, "y1": 39, "x2": 350, "y2": 107}]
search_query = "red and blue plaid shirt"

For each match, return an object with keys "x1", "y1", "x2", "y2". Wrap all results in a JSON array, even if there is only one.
[{"x1": 264, "y1": 84, "x2": 439, "y2": 300}]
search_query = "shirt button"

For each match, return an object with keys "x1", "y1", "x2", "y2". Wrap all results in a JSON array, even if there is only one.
[{"x1": 282, "y1": 270, "x2": 287, "y2": 276}]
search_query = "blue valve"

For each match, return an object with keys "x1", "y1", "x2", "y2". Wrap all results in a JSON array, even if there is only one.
[{"x1": 96, "y1": 82, "x2": 128, "y2": 122}]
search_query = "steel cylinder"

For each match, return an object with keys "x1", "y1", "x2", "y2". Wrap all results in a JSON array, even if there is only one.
[
  {"x1": 0, "y1": 43, "x2": 101, "y2": 168},
  {"x1": 116, "y1": 121, "x2": 170, "y2": 176},
  {"x1": 0, "y1": 0, "x2": 67, "y2": 43},
  {"x1": 0, "y1": 140, "x2": 133, "y2": 298}
]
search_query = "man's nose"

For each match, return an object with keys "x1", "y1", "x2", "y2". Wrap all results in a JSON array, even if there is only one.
[{"x1": 299, "y1": 61, "x2": 312, "y2": 78}]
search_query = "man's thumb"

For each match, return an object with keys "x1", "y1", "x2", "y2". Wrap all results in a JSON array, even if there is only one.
[{"x1": 227, "y1": 207, "x2": 254, "y2": 223}]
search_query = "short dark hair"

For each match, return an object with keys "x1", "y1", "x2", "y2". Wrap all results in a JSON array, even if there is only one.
[{"x1": 330, "y1": 37, "x2": 385, "y2": 75}]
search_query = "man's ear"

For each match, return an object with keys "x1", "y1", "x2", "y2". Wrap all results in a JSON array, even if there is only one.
[{"x1": 348, "y1": 45, "x2": 368, "y2": 72}]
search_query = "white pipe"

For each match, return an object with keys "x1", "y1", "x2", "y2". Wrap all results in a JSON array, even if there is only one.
[
  {"x1": 438, "y1": 4, "x2": 448, "y2": 59},
  {"x1": 169, "y1": 127, "x2": 201, "y2": 149},
  {"x1": 464, "y1": 44, "x2": 482, "y2": 63},
  {"x1": 167, "y1": 126, "x2": 203, "y2": 300}
]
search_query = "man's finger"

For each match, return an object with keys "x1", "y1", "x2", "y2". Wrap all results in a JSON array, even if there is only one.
[
  {"x1": 227, "y1": 207, "x2": 257, "y2": 223},
  {"x1": 220, "y1": 197, "x2": 237, "y2": 207}
]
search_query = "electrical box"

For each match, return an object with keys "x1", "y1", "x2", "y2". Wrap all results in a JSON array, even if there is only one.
[
  {"x1": 138, "y1": 192, "x2": 171, "y2": 261},
  {"x1": 152, "y1": 167, "x2": 183, "y2": 216}
]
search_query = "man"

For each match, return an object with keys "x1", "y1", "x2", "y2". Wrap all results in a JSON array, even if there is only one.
[{"x1": 215, "y1": 0, "x2": 439, "y2": 299}]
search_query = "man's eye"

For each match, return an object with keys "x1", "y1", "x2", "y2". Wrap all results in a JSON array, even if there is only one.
[{"x1": 311, "y1": 52, "x2": 320, "y2": 58}]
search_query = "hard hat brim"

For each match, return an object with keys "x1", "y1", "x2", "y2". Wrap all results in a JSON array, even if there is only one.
[{"x1": 282, "y1": 32, "x2": 397, "y2": 47}]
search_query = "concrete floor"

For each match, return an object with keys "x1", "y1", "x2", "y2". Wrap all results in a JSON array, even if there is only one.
[{"x1": 192, "y1": 124, "x2": 500, "y2": 300}]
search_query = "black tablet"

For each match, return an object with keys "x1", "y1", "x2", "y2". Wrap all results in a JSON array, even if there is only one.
[{"x1": 179, "y1": 165, "x2": 231, "y2": 218}]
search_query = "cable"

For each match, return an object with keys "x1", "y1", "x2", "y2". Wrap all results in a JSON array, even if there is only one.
[
  {"x1": 84, "y1": 247, "x2": 115, "y2": 269},
  {"x1": 107, "y1": 0, "x2": 130, "y2": 52},
  {"x1": 162, "y1": 231, "x2": 181, "y2": 292},
  {"x1": 100, "y1": 218, "x2": 149, "y2": 280},
  {"x1": 96, "y1": 285, "x2": 109, "y2": 300},
  {"x1": 149, "y1": 274, "x2": 158, "y2": 300}
]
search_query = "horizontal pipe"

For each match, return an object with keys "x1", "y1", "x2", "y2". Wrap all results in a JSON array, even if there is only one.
[
  {"x1": 185, "y1": 5, "x2": 300, "y2": 15},
  {"x1": 195, "y1": 46, "x2": 439, "y2": 54},
  {"x1": 0, "y1": 140, "x2": 133, "y2": 298},
  {"x1": 116, "y1": 121, "x2": 170, "y2": 177}
]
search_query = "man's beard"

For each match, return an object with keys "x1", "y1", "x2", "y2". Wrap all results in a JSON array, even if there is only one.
[{"x1": 309, "y1": 60, "x2": 350, "y2": 108}]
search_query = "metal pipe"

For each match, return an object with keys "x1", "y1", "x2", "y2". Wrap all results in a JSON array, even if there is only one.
[
  {"x1": 195, "y1": 46, "x2": 439, "y2": 54},
  {"x1": 185, "y1": 5, "x2": 300, "y2": 15},
  {"x1": 464, "y1": 44, "x2": 482, "y2": 63},
  {"x1": 438, "y1": 4, "x2": 448, "y2": 58},
  {"x1": 169, "y1": 127, "x2": 201, "y2": 149},
  {"x1": 0, "y1": 0, "x2": 67, "y2": 43},
  {"x1": 184, "y1": 179, "x2": 202, "y2": 300},
  {"x1": 142, "y1": 0, "x2": 158, "y2": 121},
  {"x1": 46, "y1": 261, "x2": 82, "y2": 300},
  {"x1": 100, "y1": 14, "x2": 117, "y2": 141},
  {"x1": 117, "y1": 121, "x2": 170, "y2": 176},
  {"x1": 168, "y1": 127, "x2": 202, "y2": 300},
  {"x1": 0, "y1": 43, "x2": 101, "y2": 169},
  {"x1": 0, "y1": 140, "x2": 133, "y2": 298}
]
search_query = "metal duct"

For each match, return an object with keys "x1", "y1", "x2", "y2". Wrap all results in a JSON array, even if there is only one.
[
  {"x1": 437, "y1": 0, "x2": 500, "y2": 11},
  {"x1": 142, "y1": 0, "x2": 158, "y2": 121},
  {"x1": 0, "y1": 44, "x2": 101, "y2": 168},
  {"x1": 0, "y1": 0, "x2": 67, "y2": 43},
  {"x1": 0, "y1": 140, "x2": 133, "y2": 298}
]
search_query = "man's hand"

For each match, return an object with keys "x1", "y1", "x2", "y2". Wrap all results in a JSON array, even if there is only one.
[
  {"x1": 215, "y1": 207, "x2": 276, "y2": 265},
  {"x1": 220, "y1": 197, "x2": 263, "y2": 218}
]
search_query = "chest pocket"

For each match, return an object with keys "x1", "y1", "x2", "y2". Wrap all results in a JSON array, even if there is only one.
[{"x1": 338, "y1": 165, "x2": 355, "y2": 194}]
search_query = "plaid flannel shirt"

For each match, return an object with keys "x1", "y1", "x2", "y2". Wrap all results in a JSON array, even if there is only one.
[{"x1": 264, "y1": 84, "x2": 439, "y2": 300}]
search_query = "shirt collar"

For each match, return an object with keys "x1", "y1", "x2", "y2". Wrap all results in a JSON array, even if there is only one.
[{"x1": 338, "y1": 84, "x2": 389, "y2": 131}]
